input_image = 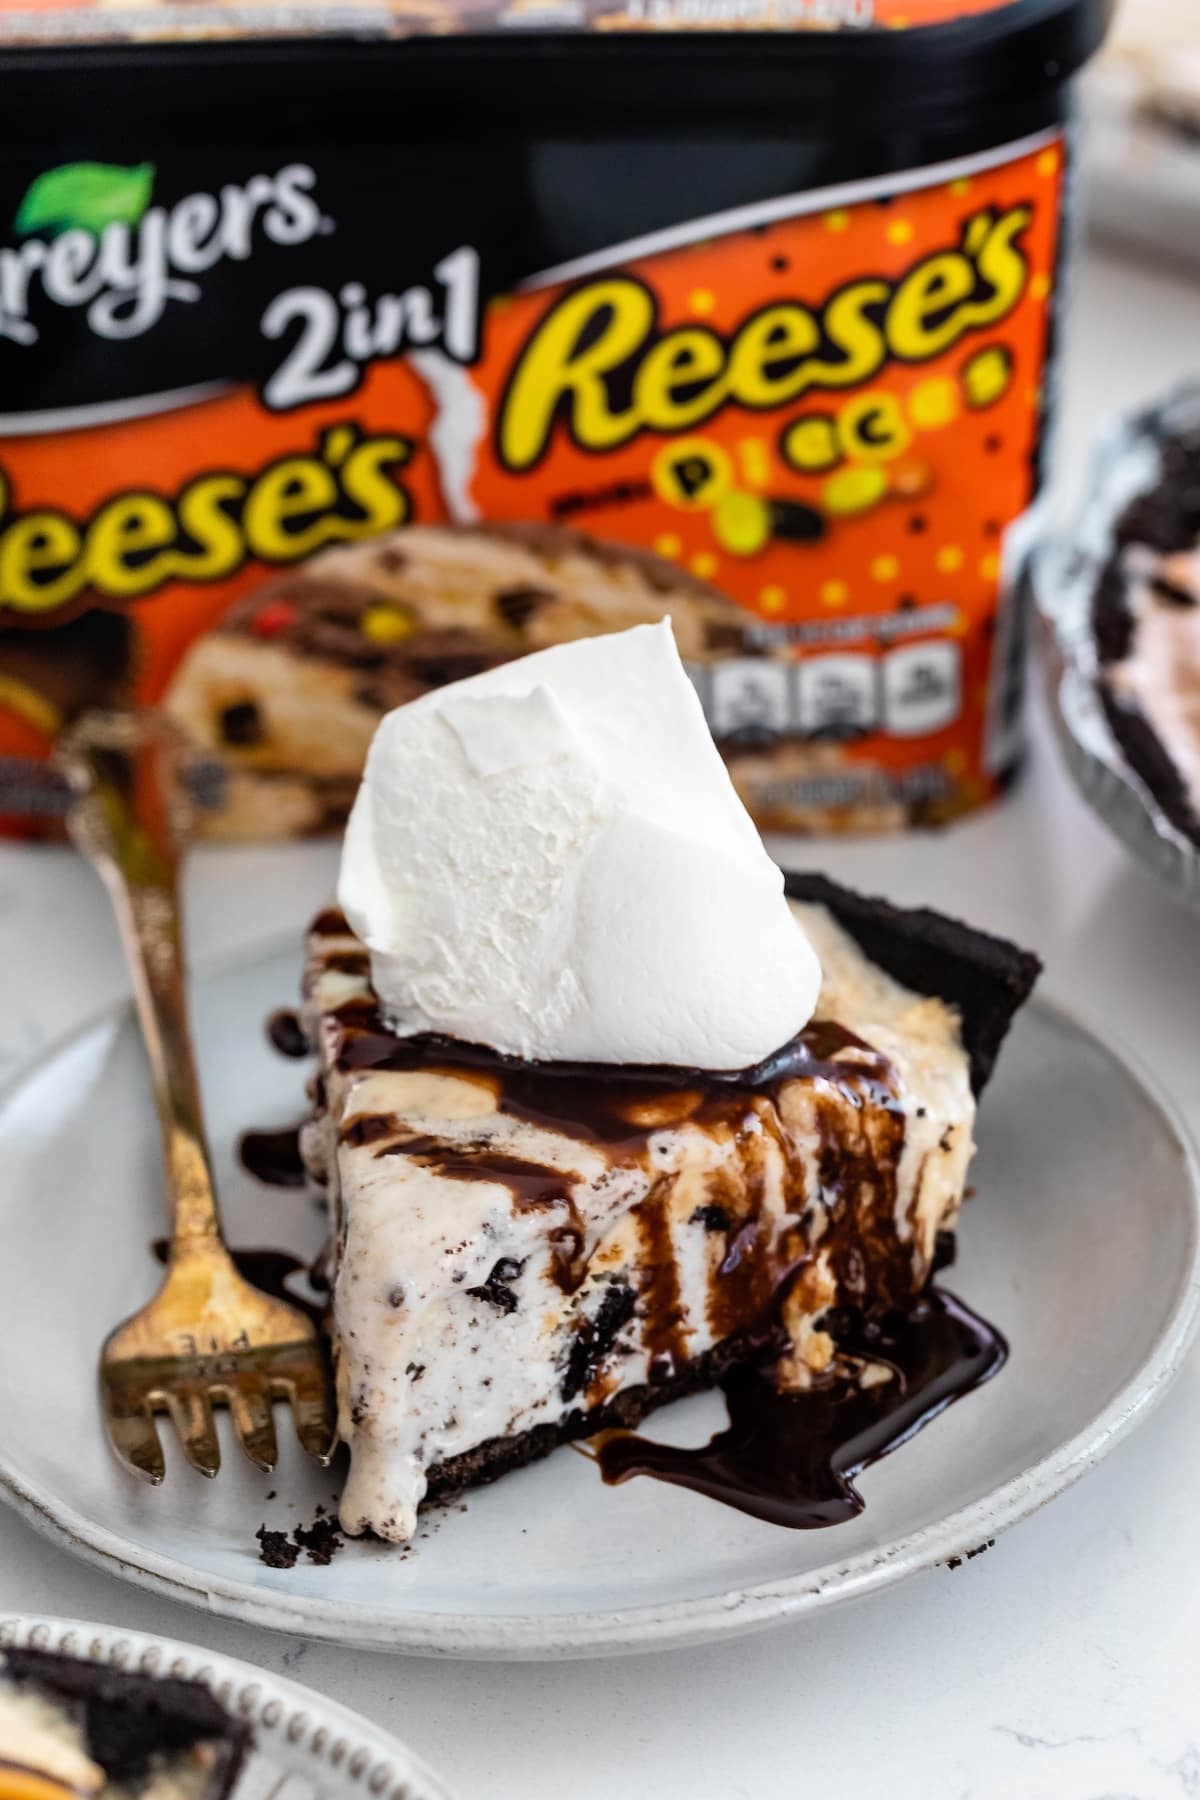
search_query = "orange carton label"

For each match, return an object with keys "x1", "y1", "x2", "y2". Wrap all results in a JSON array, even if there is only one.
[
  {"x1": 462, "y1": 133, "x2": 1064, "y2": 826},
  {"x1": 0, "y1": 131, "x2": 1064, "y2": 837}
]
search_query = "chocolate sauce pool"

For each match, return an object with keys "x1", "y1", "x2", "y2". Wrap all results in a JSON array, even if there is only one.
[
  {"x1": 237, "y1": 1011, "x2": 313, "y2": 1185},
  {"x1": 151, "y1": 1239, "x2": 327, "y2": 1326},
  {"x1": 268, "y1": 1008, "x2": 310, "y2": 1057},
  {"x1": 596, "y1": 1288, "x2": 1005, "y2": 1529},
  {"x1": 239, "y1": 1123, "x2": 308, "y2": 1187}
]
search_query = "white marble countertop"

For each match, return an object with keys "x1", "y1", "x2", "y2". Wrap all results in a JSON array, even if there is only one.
[{"x1": 1, "y1": 240, "x2": 1199, "y2": 1800}]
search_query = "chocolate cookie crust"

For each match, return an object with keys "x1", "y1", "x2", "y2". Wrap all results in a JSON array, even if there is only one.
[
  {"x1": 784, "y1": 872, "x2": 1041, "y2": 1096},
  {"x1": 2, "y1": 1646, "x2": 249, "y2": 1792},
  {"x1": 423, "y1": 1330, "x2": 751, "y2": 1506},
  {"x1": 1092, "y1": 423, "x2": 1200, "y2": 848},
  {"x1": 1098, "y1": 685, "x2": 1200, "y2": 847}
]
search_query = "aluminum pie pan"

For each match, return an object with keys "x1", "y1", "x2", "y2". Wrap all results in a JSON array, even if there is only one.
[{"x1": 1034, "y1": 380, "x2": 1200, "y2": 914}]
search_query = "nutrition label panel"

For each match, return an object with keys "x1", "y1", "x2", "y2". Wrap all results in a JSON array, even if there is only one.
[{"x1": 689, "y1": 640, "x2": 963, "y2": 742}]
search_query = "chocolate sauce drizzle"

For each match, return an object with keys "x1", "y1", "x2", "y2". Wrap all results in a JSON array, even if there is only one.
[
  {"x1": 241, "y1": 1008, "x2": 313, "y2": 1182},
  {"x1": 375, "y1": 1139, "x2": 577, "y2": 1212},
  {"x1": 310, "y1": 907, "x2": 351, "y2": 936},
  {"x1": 358, "y1": 1127, "x2": 588, "y2": 1290},
  {"x1": 327, "y1": 996, "x2": 895, "y2": 1149},
  {"x1": 319, "y1": 986, "x2": 898, "y2": 1307},
  {"x1": 333, "y1": 999, "x2": 879, "y2": 1088},
  {"x1": 596, "y1": 1288, "x2": 1006, "y2": 1530}
]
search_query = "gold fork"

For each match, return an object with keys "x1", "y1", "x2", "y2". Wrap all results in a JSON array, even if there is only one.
[{"x1": 58, "y1": 711, "x2": 335, "y2": 1483}]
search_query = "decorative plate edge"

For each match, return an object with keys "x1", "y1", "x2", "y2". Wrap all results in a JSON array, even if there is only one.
[{"x1": 0, "y1": 1614, "x2": 456, "y2": 1799}]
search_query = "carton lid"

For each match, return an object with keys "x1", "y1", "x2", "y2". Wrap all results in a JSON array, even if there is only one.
[
  {"x1": 0, "y1": 0, "x2": 1114, "y2": 146},
  {"x1": 0, "y1": 0, "x2": 1097, "y2": 50}
]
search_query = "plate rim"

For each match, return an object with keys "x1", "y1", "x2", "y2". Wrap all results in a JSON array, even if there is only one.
[
  {"x1": 0, "y1": 1610, "x2": 458, "y2": 1796},
  {"x1": 0, "y1": 955, "x2": 1198, "y2": 1659}
]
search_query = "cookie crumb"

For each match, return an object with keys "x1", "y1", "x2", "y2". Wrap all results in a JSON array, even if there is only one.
[
  {"x1": 256, "y1": 1525, "x2": 300, "y2": 1569},
  {"x1": 294, "y1": 1515, "x2": 344, "y2": 1565}
]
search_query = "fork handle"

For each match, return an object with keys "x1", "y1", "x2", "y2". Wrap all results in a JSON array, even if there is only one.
[{"x1": 61, "y1": 714, "x2": 225, "y2": 1249}]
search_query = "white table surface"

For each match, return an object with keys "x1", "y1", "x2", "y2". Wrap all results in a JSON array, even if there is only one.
[{"x1": 1, "y1": 240, "x2": 1199, "y2": 1800}]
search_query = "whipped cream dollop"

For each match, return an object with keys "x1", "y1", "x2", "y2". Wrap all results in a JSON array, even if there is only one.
[{"x1": 338, "y1": 619, "x2": 821, "y2": 1068}]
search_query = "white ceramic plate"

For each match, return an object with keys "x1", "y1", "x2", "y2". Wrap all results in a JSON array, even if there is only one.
[
  {"x1": 0, "y1": 1613, "x2": 455, "y2": 1797},
  {"x1": 0, "y1": 944, "x2": 1197, "y2": 1660}
]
